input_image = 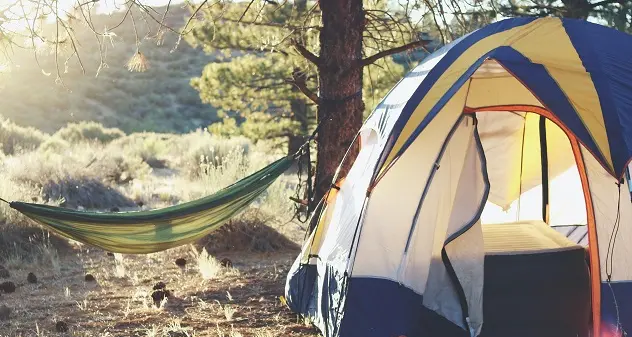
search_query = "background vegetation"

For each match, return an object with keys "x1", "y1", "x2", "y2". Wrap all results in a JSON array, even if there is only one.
[{"x1": 0, "y1": 6, "x2": 220, "y2": 134}]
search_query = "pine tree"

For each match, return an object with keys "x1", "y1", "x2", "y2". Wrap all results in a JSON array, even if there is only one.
[
  {"x1": 186, "y1": 0, "x2": 429, "y2": 211},
  {"x1": 185, "y1": 1, "x2": 412, "y2": 155}
]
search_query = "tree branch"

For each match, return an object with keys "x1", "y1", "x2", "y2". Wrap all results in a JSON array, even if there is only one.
[
  {"x1": 589, "y1": 0, "x2": 623, "y2": 7},
  {"x1": 286, "y1": 70, "x2": 319, "y2": 104},
  {"x1": 292, "y1": 39, "x2": 320, "y2": 66},
  {"x1": 219, "y1": 17, "x2": 321, "y2": 30},
  {"x1": 359, "y1": 40, "x2": 428, "y2": 67}
]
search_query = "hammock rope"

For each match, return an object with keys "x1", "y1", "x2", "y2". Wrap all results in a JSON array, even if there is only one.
[{"x1": 3, "y1": 128, "x2": 322, "y2": 254}]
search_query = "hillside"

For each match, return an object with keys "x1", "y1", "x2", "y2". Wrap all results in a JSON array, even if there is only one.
[{"x1": 0, "y1": 5, "x2": 221, "y2": 134}]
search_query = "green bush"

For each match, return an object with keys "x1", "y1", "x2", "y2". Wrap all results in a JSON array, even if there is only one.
[
  {"x1": 174, "y1": 131, "x2": 252, "y2": 178},
  {"x1": 0, "y1": 117, "x2": 49, "y2": 155},
  {"x1": 53, "y1": 121, "x2": 126, "y2": 144},
  {"x1": 108, "y1": 132, "x2": 173, "y2": 169},
  {"x1": 38, "y1": 137, "x2": 71, "y2": 153},
  {"x1": 92, "y1": 150, "x2": 153, "y2": 185}
]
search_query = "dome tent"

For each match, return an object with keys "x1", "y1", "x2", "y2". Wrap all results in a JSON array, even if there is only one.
[{"x1": 285, "y1": 17, "x2": 632, "y2": 337}]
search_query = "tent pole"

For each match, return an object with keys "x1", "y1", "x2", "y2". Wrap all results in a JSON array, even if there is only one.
[{"x1": 539, "y1": 115, "x2": 550, "y2": 224}]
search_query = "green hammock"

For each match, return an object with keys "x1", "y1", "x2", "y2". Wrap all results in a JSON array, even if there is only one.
[{"x1": 6, "y1": 156, "x2": 295, "y2": 254}]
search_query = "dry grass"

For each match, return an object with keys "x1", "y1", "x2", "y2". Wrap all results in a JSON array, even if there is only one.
[
  {"x1": 0, "y1": 117, "x2": 317, "y2": 337},
  {"x1": 0, "y1": 245, "x2": 319, "y2": 337}
]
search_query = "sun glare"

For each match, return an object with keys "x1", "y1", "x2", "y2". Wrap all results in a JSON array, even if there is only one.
[{"x1": 0, "y1": 0, "x2": 184, "y2": 36}]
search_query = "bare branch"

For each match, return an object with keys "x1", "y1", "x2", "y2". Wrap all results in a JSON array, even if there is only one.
[
  {"x1": 181, "y1": 0, "x2": 209, "y2": 33},
  {"x1": 219, "y1": 17, "x2": 320, "y2": 30},
  {"x1": 238, "y1": 0, "x2": 256, "y2": 22},
  {"x1": 292, "y1": 39, "x2": 320, "y2": 66},
  {"x1": 359, "y1": 40, "x2": 428, "y2": 67},
  {"x1": 589, "y1": 0, "x2": 622, "y2": 8},
  {"x1": 286, "y1": 70, "x2": 319, "y2": 104}
]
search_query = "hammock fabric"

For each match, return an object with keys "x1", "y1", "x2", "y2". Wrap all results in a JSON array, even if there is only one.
[{"x1": 7, "y1": 156, "x2": 295, "y2": 254}]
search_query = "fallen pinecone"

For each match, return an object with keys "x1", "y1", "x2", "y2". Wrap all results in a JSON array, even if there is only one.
[
  {"x1": 220, "y1": 258, "x2": 233, "y2": 268},
  {"x1": 27, "y1": 272, "x2": 37, "y2": 284},
  {"x1": 55, "y1": 320, "x2": 69, "y2": 332},
  {"x1": 0, "y1": 281, "x2": 15, "y2": 293},
  {"x1": 151, "y1": 281, "x2": 171, "y2": 307},
  {"x1": 153, "y1": 281, "x2": 166, "y2": 291},
  {"x1": 175, "y1": 258, "x2": 187, "y2": 268}
]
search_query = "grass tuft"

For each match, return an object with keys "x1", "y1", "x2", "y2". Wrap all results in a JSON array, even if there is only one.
[
  {"x1": 194, "y1": 247, "x2": 222, "y2": 280},
  {"x1": 52, "y1": 121, "x2": 125, "y2": 144}
]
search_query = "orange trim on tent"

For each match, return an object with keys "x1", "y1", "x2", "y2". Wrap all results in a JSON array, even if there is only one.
[
  {"x1": 465, "y1": 104, "x2": 602, "y2": 337},
  {"x1": 570, "y1": 136, "x2": 602, "y2": 337}
]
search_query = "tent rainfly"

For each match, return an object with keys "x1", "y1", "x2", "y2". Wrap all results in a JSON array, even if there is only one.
[{"x1": 285, "y1": 17, "x2": 632, "y2": 337}]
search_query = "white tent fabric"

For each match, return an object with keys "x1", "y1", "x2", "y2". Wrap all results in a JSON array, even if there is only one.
[
  {"x1": 582, "y1": 145, "x2": 632, "y2": 281},
  {"x1": 420, "y1": 117, "x2": 487, "y2": 334},
  {"x1": 352, "y1": 83, "x2": 469, "y2": 279}
]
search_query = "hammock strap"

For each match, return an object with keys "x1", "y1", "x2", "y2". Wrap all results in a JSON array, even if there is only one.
[{"x1": 291, "y1": 120, "x2": 324, "y2": 223}]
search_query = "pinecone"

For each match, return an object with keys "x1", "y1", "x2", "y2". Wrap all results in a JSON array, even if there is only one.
[
  {"x1": 0, "y1": 281, "x2": 15, "y2": 293},
  {"x1": 220, "y1": 258, "x2": 233, "y2": 268},
  {"x1": 27, "y1": 272, "x2": 37, "y2": 284},
  {"x1": 55, "y1": 321, "x2": 69, "y2": 332}
]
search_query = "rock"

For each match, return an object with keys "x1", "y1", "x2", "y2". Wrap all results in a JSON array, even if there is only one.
[
  {"x1": 27, "y1": 272, "x2": 37, "y2": 284},
  {"x1": 175, "y1": 258, "x2": 186, "y2": 268},
  {"x1": 0, "y1": 305, "x2": 10, "y2": 320},
  {"x1": 84, "y1": 274, "x2": 96, "y2": 282},
  {"x1": 0, "y1": 281, "x2": 15, "y2": 293},
  {"x1": 55, "y1": 320, "x2": 69, "y2": 332},
  {"x1": 220, "y1": 258, "x2": 233, "y2": 268}
]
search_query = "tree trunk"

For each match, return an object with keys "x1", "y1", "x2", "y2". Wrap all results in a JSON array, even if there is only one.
[{"x1": 312, "y1": 0, "x2": 365, "y2": 223}]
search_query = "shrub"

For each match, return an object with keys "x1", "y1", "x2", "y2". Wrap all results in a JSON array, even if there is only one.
[
  {"x1": 109, "y1": 132, "x2": 173, "y2": 169},
  {"x1": 0, "y1": 172, "x2": 38, "y2": 226},
  {"x1": 38, "y1": 137, "x2": 71, "y2": 153},
  {"x1": 196, "y1": 210, "x2": 299, "y2": 254},
  {"x1": 5, "y1": 145, "x2": 138, "y2": 209},
  {"x1": 92, "y1": 150, "x2": 152, "y2": 185},
  {"x1": 53, "y1": 121, "x2": 125, "y2": 144},
  {"x1": 174, "y1": 131, "x2": 252, "y2": 178},
  {"x1": 42, "y1": 175, "x2": 136, "y2": 209},
  {"x1": 0, "y1": 117, "x2": 49, "y2": 155}
]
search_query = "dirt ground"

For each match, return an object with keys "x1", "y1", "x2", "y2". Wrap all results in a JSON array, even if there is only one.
[{"x1": 0, "y1": 241, "x2": 321, "y2": 337}]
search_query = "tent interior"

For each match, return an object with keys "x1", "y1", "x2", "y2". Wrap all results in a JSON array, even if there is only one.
[
  {"x1": 453, "y1": 59, "x2": 593, "y2": 336},
  {"x1": 473, "y1": 109, "x2": 591, "y2": 336},
  {"x1": 420, "y1": 58, "x2": 593, "y2": 336}
]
